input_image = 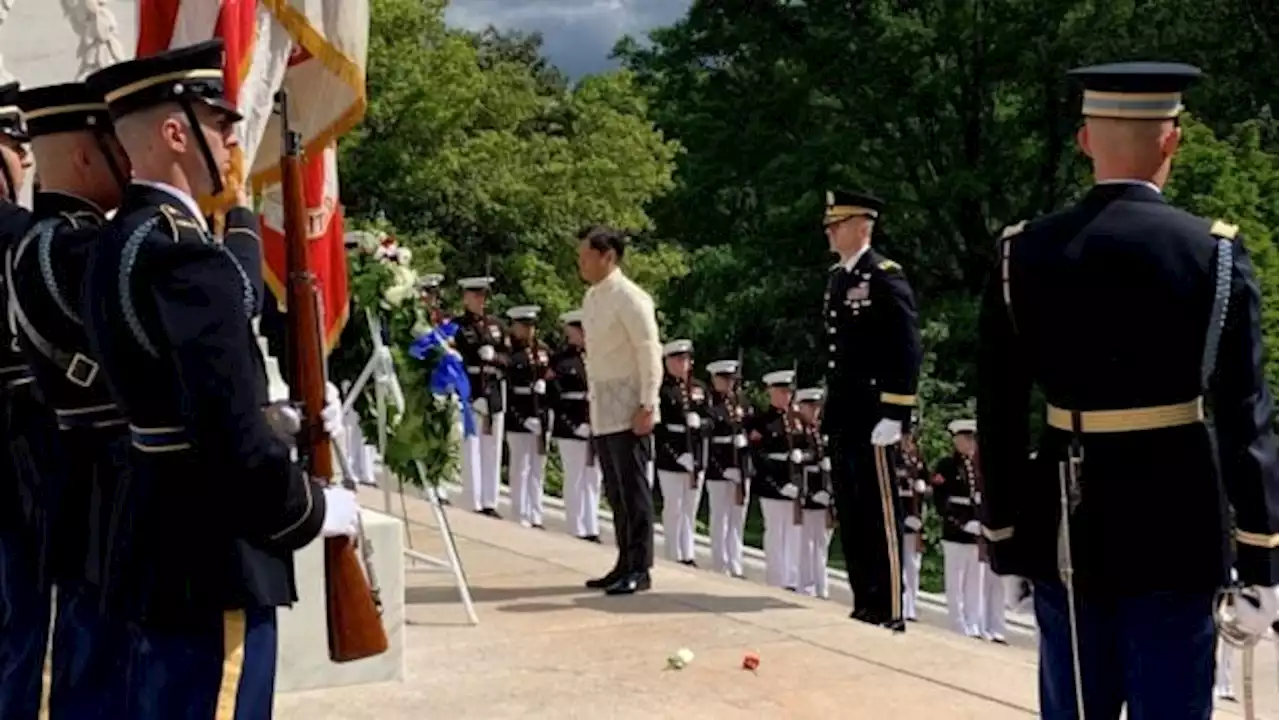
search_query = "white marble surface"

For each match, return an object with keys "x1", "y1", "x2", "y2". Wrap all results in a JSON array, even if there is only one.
[{"x1": 276, "y1": 508, "x2": 406, "y2": 693}]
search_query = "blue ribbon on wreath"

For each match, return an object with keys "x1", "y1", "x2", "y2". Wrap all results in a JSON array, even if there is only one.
[{"x1": 409, "y1": 319, "x2": 476, "y2": 437}]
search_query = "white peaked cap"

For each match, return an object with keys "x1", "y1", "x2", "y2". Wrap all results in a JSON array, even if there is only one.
[
  {"x1": 706, "y1": 359, "x2": 740, "y2": 375},
  {"x1": 762, "y1": 370, "x2": 795, "y2": 387},
  {"x1": 796, "y1": 387, "x2": 825, "y2": 403},
  {"x1": 506, "y1": 305, "x2": 541, "y2": 321},
  {"x1": 560, "y1": 309, "x2": 584, "y2": 324},
  {"x1": 458, "y1": 276, "x2": 495, "y2": 290},
  {"x1": 948, "y1": 419, "x2": 977, "y2": 435},
  {"x1": 663, "y1": 339, "x2": 694, "y2": 356}
]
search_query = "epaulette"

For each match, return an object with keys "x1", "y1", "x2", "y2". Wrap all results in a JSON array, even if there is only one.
[
  {"x1": 1001, "y1": 221, "x2": 1026, "y2": 239},
  {"x1": 877, "y1": 258, "x2": 902, "y2": 272},
  {"x1": 158, "y1": 203, "x2": 204, "y2": 240},
  {"x1": 1210, "y1": 220, "x2": 1239, "y2": 240}
]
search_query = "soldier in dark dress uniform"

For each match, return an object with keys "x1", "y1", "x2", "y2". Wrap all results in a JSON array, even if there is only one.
[
  {"x1": 794, "y1": 387, "x2": 835, "y2": 599},
  {"x1": 895, "y1": 424, "x2": 930, "y2": 621},
  {"x1": 452, "y1": 276, "x2": 507, "y2": 517},
  {"x1": 8, "y1": 79, "x2": 132, "y2": 717},
  {"x1": 932, "y1": 420, "x2": 982, "y2": 638},
  {"x1": 821, "y1": 189, "x2": 923, "y2": 631},
  {"x1": 0, "y1": 80, "x2": 48, "y2": 720},
  {"x1": 704, "y1": 358, "x2": 752, "y2": 577},
  {"x1": 548, "y1": 309, "x2": 599, "y2": 542},
  {"x1": 745, "y1": 369, "x2": 802, "y2": 589},
  {"x1": 653, "y1": 339, "x2": 711, "y2": 566},
  {"x1": 82, "y1": 40, "x2": 359, "y2": 717},
  {"x1": 976, "y1": 63, "x2": 1279, "y2": 719},
  {"x1": 504, "y1": 305, "x2": 551, "y2": 528}
]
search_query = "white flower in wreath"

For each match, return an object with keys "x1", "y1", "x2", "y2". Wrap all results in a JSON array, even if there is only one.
[
  {"x1": 382, "y1": 282, "x2": 415, "y2": 308},
  {"x1": 391, "y1": 264, "x2": 417, "y2": 288},
  {"x1": 396, "y1": 247, "x2": 413, "y2": 266}
]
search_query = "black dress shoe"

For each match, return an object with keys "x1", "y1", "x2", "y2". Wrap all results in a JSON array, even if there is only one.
[
  {"x1": 580, "y1": 535, "x2": 602, "y2": 544},
  {"x1": 678, "y1": 559, "x2": 697, "y2": 567},
  {"x1": 586, "y1": 570, "x2": 623, "y2": 589},
  {"x1": 531, "y1": 523, "x2": 545, "y2": 530},
  {"x1": 882, "y1": 619, "x2": 906, "y2": 634},
  {"x1": 479, "y1": 508, "x2": 502, "y2": 519},
  {"x1": 604, "y1": 572, "x2": 651, "y2": 595}
]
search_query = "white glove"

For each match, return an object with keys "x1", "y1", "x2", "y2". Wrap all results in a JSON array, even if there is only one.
[
  {"x1": 321, "y1": 382, "x2": 343, "y2": 440},
  {"x1": 472, "y1": 397, "x2": 489, "y2": 415},
  {"x1": 733, "y1": 433, "x2": 748, "y2": 448},
  {"x1": 973, "y1": 490, "x2": 983, "y2": 504},
  {"x1": 685, "y1": 412, "x2": 701, "y2": 429},
  {"x1": 574, "y1": 423, "x2": 591, "y2": 438},
  {"x1": 523, "y1": 418, "x2": 542, "y2": 433},
  {"x1": 723, "y1": 468, "x2": 742, "y2": 483},
  {"x1": 533, "y1": 379, "x2": 546, "y2": 395},
  {"x1": 812, "y1": 490, "x2": 831, "y2": 506},
  {"x1": 963, "y1": 519, "x2": 981, "y2": 535},
  {"x1": 913, "y1": 479, "x2": 927, "y2": 494},
  {"x1": 904, "y1": 516, "x2": 923, "y2": 532},
  {"x1": 320, "y1": 486, "x2": 360, "y2": 538},
  {"x1": 478, "y1": 345, "x2": 495, "y2": 362},
  {"x1": 789, "y1": 448, "x2": 804, "y2": 464},
  {"x1": 1225, "y1": 586, "x2": 1280, "y2": 641},
  {"x1": 819, "y1": 456, "x2": 831, "y2": 472},
  {"x1": 676, "y1": 453, "x2": 695, "y2": 472},
  {"x1": 780, "y1": 483, "x2": 799, "y2": 500},
  {"x1": 870, "y1": 418, "x2": 903, "y2": 447}
]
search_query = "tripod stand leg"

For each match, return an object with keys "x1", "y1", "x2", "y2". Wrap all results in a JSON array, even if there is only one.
[{"x1": 418, "y1": 460, "x2": 479, "y2": 625}]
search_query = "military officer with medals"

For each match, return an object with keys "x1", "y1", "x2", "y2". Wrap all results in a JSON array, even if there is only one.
[
  {"x1": 0, "y1": 80, "x2": 47, "y2": 720},
  {"x1": 654, "y1": 339, "x2": 711, "y2": 565},
  {"x1": 504, "y1": 305, "x2": 552, "y2": 529},
  {"x1": 8, "y1": 79, "x2": 132, "y2": 716},
  {"x1": 976, "y1": 62, "x2": 1278, "y2": 718},
  {"x1": 895, "y1": 423, "x2": 930, "y2": 621},
  {"x1": 81, "y1": 40, "x2": 360, "y2": 717},
  {"x1": 745, "y1": 369, "x2": 802, "y2": 589},
  {"x1": 821, "y1": 189, "x2": 923, "y2": 631},
  {"x1": 933, "y1": 419, "x2": 983, "y2": 637},
  {"x1": 453, "y1": 275, "x2": 508, "y2": 517},
  {"x1": 793, "y1": 387, "x2": 835, "y2": 599},
  {"x1": 548, "y1": 309, "x2": 600, "y2": 542},
  {"x1": 704, "y1": 358, "x2": 752, "y2": 577}
]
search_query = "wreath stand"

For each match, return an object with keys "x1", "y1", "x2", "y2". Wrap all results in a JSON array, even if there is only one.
[{"x1": 343, "y1": 308, "x2": 478, "y2": 625}]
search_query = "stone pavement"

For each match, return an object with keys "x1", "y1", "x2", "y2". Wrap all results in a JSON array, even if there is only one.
[{"x1": 274, "y1": 488, "x2": 1277, "y2": 719}]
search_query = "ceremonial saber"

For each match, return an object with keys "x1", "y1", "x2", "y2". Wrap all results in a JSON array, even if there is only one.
[{"x1": 1057, "y1": 460, "x2": 1086, "y2": 720}]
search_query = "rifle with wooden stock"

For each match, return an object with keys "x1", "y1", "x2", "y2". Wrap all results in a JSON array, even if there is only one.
[
  {"x1": 730, "y1": 348, "x2": 746, "y2": 507},
  {"x1": 784, "y1": 365, "x2": 803, "y2": 526},
  {"x1": 276, "y1": 91, "x2": 389, "y2": 663}
]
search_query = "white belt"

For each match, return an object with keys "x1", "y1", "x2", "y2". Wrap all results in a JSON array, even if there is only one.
[
  {"x1": 665, "y1": 424, "x2": 686, "y2": 432},
  {"x1": 898, "y1": 490, "x2": 913, "y2": 498},
  {"x1": 512, "y1": 387, "x2": 532, "y2": 395},
  {"x1": 948, "y1": 496, "x2": 972, "y2": 506},
  {"x1": 466, "y1": 365, "x2": 481, "y2": 373},
  {"x1": 560, "y1": 391, "x2": 586, "y2": 400},
  {"x1": 766, "y1": 452, "x2": 789, "y2": 461},
  {"x1": 711, "y1": 435, "x2": 735, "y2": 444}
]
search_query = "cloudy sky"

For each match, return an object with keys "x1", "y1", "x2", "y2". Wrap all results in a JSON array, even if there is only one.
[{"x1": 445, "y1": 0, "x2": 692, "y2": 78}]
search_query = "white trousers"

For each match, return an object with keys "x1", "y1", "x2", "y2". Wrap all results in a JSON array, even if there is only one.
[
  {"x1": 706, "y1": 479, "x2": 748, "y2": 575},
  {"x1": 656, "y1": 469, "x2": 704, "y2": 562},
  {"x1": 759, "y1": 498, "x2": 801, "y2": 589},
  {"x1": 343, "y1": 410, "x2": 376, "y2": 485},
  {"x1": 980, "y1": 560, "x2": 1007, "y2": 640},
  {"x1": 797, "y1": 509, "x2": 833, "y2": 598},
  {"x1": 943, "y1": 540, "x2": 982, "y2": 636},
  {"x1": 902, "y1": 532, "x2": 923, "y2": 619},
  {"x1": 507, "y1": 432, "x2": 546, "y2": 526},
  {"x1": 556, "y1": 438, "x2": 601, "y2": 538},
  {"x1": 461, "y1": 414, "x2": 504, "y2": 511}
]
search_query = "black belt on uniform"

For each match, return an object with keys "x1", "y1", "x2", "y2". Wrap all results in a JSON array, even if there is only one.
[
  {"x1": 55, "y1": 403, "x2": 127, "y2": 431},
  {"x1": 8, "y1": 294, "x2": 99, "y2": 388},
  {"x1": 129, "y1": 424, "x2": 192, "y2": 453}
]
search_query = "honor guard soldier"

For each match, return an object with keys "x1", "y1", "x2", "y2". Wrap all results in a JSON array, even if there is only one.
[
  {"x1": 654, "y1": 339, "x2": 710, "y2": 565},
  {"x1": 933, "y1": 420, "x2": 982, "y2": 637},
  {"x1": 0, "y1": 80, "x2": 46, "y2": 720},
  {"x1": 453, "y1": 276, "x2": 508, "y2": 517},
  {"x1": 9, "y1": 80, "x2": 131, "y2": 716},
  {"x1": 745, "y1": 369, "x2": 802, "y2": 589},
  {"x1": 504, "y1": 305, "x2": 551, "y2": 528},
  {"x1": 895, "y1": 423, "x2": 930, "y2": 621},
  {"x1": 794, "y1": 387, "x2": 835, "y2": 599},
  {"x1": 704, "y1": 358, "x2": 752, "y2": 577},
  {"x1": 821, "y1": 188, "x2": 923, "y2": 631},
  {"x1": 548, "y1": 309, "x2": 600, "y2": 542},
  {"x1": 82, "y1": 40, "x2": 360, "y2": 717},
  {"x1": 976, "y1": 62, "x2": 1278, "y2": 719}
]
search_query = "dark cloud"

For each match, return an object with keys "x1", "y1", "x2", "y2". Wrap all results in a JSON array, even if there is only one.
[{"x1": 445, "y1": 0, "x2": 689, "y2": 78}]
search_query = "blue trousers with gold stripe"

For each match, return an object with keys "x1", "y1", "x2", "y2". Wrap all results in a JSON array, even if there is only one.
[
  {"x1": 47, "y1": 585, "x2": 130, "y2": 719},
  {"x1": 0, "y1": 531, "x2": 49, "y2": 720},
  {"x1": 124, "y1": 607, "x2": 278, "y2": 720}
]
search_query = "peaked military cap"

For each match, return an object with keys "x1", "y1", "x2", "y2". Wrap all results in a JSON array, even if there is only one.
[
  {"x1": 706, "y1": 359, "x2": 740, "y2": 376},
  {"x1": 796, "y1": 387, "x2": 825, "y2": 404},
  {"x1": 416, "y1": 273, "x2": 444, "y2": 291},
  {"x1": 506, "y1": 304, "x2": 541, "y2": 322},
  {"x1": 559, "y1": 309, "x2": 584, "y2": 325},
  {"x1": 1068, "y1": 61, "x2": 1202, "y2": 120},
  {"x1": 18, "y1": 82, "x2": 111, "y2": 138},
  {"x1": 85, "y1": 39, "x2": 241, "y2": 121},
  {"x1": 458, "y1": 276, "x2": 494, "y2": 291},
  {"x1": 824, "y1": 189, "x2": 883, "y2": 225},
  {"x1": 762, "y1": 369, "x2": 796, "y2": 387},
  {"x1": 948, "y1": 418, "x2": 977, "y2": 435},
  {"x1": 663, "y1": 339, "x2": 693, "y2": 357},
  {"x1": 0, "y1": 82, "x2": 29, "y2": 142}
]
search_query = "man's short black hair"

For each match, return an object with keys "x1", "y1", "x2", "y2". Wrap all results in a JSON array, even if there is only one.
[{"x1": 579, "y1": 224, "x2": 626, "y2": 260}]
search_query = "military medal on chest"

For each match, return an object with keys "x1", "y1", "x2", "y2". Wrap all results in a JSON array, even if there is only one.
[{"x1": 845, "y1": 271, "x2": 872, "y2": 314}]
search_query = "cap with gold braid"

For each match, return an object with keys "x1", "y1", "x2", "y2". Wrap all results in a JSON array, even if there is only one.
[
  {"x1": 1068, "y1": 61, "x2": 1202, "y2": 120},
  {"x1": 18, "y1": 82, "x2": 112, "y2": 138},
  {"x1": 0, "y1": 81, "x2": 28, "y2": 143},
  {"x1": 823, "y1": 189, "x2": 883, "y2": 227}
]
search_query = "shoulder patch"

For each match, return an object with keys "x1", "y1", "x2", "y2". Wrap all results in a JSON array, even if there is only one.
[
  {"x1": 877, "y1": 259, "x2": 902, "y2": 272},
  {"x1": 1001, "y1": 221, "x2": 1026, "y2": 239},
  {"x1": 1210, "y1": 220, "x2": 1239, "y2": 240}
]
